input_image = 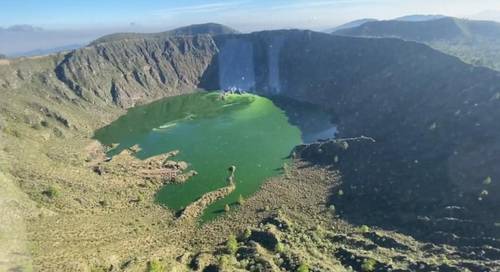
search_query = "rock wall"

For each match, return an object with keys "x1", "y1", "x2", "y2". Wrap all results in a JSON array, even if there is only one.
[
  {"x1": 217, "y1": 38, "x2": 256, "y2": 91},
  {"x1": 207, "y1": 30, "x2": 500, "y2": 244},
  {"x1": 55, "y1": 35, "x2": 219, "y2": 108}
]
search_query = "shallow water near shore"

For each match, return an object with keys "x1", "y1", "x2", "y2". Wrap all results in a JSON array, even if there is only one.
[{"x1": 94, "y1": 92, "x2": 336, "y2": 221}]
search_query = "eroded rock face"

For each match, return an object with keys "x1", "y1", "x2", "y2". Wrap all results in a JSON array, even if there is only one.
[{"x1": 55, "y1": 35, "x2": 219, "y2": 108}]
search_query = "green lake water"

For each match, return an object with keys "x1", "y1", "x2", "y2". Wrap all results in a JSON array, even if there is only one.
[{"x1": 94, "y1": 92, "x2": 335, "y2": 221}]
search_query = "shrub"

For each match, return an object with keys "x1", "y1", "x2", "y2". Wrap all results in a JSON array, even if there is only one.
[
  {"x1": 224, "y1": 204, "x2": 230, "y2": 212},
  {"x1": 274, "y1": 242, "x2": 285, "y2": 253},
  {"x1": 237, "y1": 194, "x2": 245, "y2": 205},
  {"x1": 297, "y1": 263, "x2": 309, "y2": 272},
  {"x1": 359, "y1": 225, "x2": 370, "y2": 233},
  {"x1": 147, "y1": 259, "x2": 165, "y2": 272},
  {"x1": 242, "y1": 228, "x2": 252, "y2": 239},
  {"x1": 218, "y1": 255, "x2": 231, "y2": 270},
  {"x1": 361, "y1": 258, "x2": 377, "y2": 272},
  {"x1": 226, "y1": 234, "x2": 238, "y2": 255},
  {"x1": 483, "y1": 176, "x2": 492, "y2": 185},
  {"x1": 136, "y1": 194, "x2": 144, "y2": 202},
  {"x1": 42, "y1": 186, "x2": 59, "y2": 199}
]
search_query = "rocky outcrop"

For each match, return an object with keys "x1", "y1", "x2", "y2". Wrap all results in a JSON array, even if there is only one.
[
  {"x1": 91, "y1": 148, "x2": 188, "y2": 184},
  {"x1": 55, "y1": 35, "x2": 219, "y2": 108}
]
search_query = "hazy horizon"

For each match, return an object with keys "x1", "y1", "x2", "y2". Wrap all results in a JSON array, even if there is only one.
[{"x1": 1, "y1": 0, "x2": 500, "y2": 56}]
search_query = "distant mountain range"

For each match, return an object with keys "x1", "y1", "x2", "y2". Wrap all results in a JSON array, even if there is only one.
[
  {"x1": 0, "y1": 23, "x2": 239, "y2": 58},
  {"x1": 0, "y1": 24, "x2": 44, "y2": 32},
  {"x1": 332, "y1": 16, "x2": 500, "y2": 71},
  {"x1": 90, "y1": 23, "x2": 239, "y2": 45},
  {"x1": 394, "y1": 14, "x2": 447, "y2": 22},
  {"x1": 9, "y1": 44, "x2": 84, "y2": 58},
  {"x1": 325, "y1": 14, "x2": 446, "y2": 32},
  {"x1": 324, "y1": 18, "x2": 377, "y2": 32}
]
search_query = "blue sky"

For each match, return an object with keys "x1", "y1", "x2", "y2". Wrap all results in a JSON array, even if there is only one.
[
  {"x1": 1, "y1": 0, "x2": 499, "y2": 55},
  {"x1": 1, "y1": 0, "x2": 499, "y2": 30}
]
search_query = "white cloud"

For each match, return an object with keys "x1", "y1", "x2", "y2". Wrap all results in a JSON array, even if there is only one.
[{"x1": 153, "y1": 1, "x2": 250, "y2": 16}]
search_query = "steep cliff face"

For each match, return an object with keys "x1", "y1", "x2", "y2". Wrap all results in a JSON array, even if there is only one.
[
  {"x1": 56, "y1": 35, "x2": 219, "y2": 108},
  {"x1": 206, "y1": 31, "x2": 500, "y2": 244}
]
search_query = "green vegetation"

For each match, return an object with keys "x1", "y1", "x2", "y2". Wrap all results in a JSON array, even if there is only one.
[
  {"x1": 237, "y1": 194, "x2": 245, "y2": 205},
  {"x1": 361, "y1": 258, "x2": 377, "y2": 272},
  {"x1": 297, "y1": 263, "x2": 309, "y2": 272},
  {"x1": 226, "y1": 234, "x2": 238, "y2": 255},
  {"x1": 224, "y1": 204, "x2": 231, "y2": 213},
  {"x1": 147, "y1": 260, "x2": 165, "y2": 272},
  {"x1": 243, "y1": 228, "x2": 252, "y2": 239},
  {"x1": 218, "y1": 255, "x2": 231, "y2": 270},
  {"x1": 359, "y1": 225, "x2": 370, "y2": 233},
  {"x1": 483, "y1": 176, "x2": 492, "y2": 185},
  {"x1": 274, "y1": 242, "x2": 285, "y2": 253},
  {"x1": 42, "y1": 185, "x2": 59, "y2": 199}
]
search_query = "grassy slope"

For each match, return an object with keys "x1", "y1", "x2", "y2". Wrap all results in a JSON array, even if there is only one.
[{"x1": 335, "y1": 17, "x2": 500, "y2": 71}]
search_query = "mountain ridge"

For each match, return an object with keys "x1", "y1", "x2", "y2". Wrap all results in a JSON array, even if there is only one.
[
  {"x1": 324, "y1": 18, "x2": 377, "y2": 32},
  {"x1": 334, "y1": 17, "x2": 500, "y2": 71},
  {"x1": 89, "y1": 22, "x2": 239, "y2": 46}
]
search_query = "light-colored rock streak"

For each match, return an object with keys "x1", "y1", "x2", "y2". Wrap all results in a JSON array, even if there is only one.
[
  {"x1": 267, "y1": 35, "x2": 285, "y2": 94},
  {"x1": 218, "y1": 38, "x2": 256, "y2": 91}
]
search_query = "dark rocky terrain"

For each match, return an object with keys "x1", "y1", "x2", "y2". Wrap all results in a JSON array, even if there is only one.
[
  {"x1": 1, "y1": 24, "x2": 500, "y2": 271},
  {"x1": 334, "y1": 17, "x2": 500, "y2": 71}
]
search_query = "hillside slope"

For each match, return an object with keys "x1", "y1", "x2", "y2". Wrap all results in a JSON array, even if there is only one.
[
  {"x1": 334, "y1": 17, "x2": 500, "y2": 71},
  {"x1": 324, "y1": 18, "x2": 377, "y2": 32}
]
